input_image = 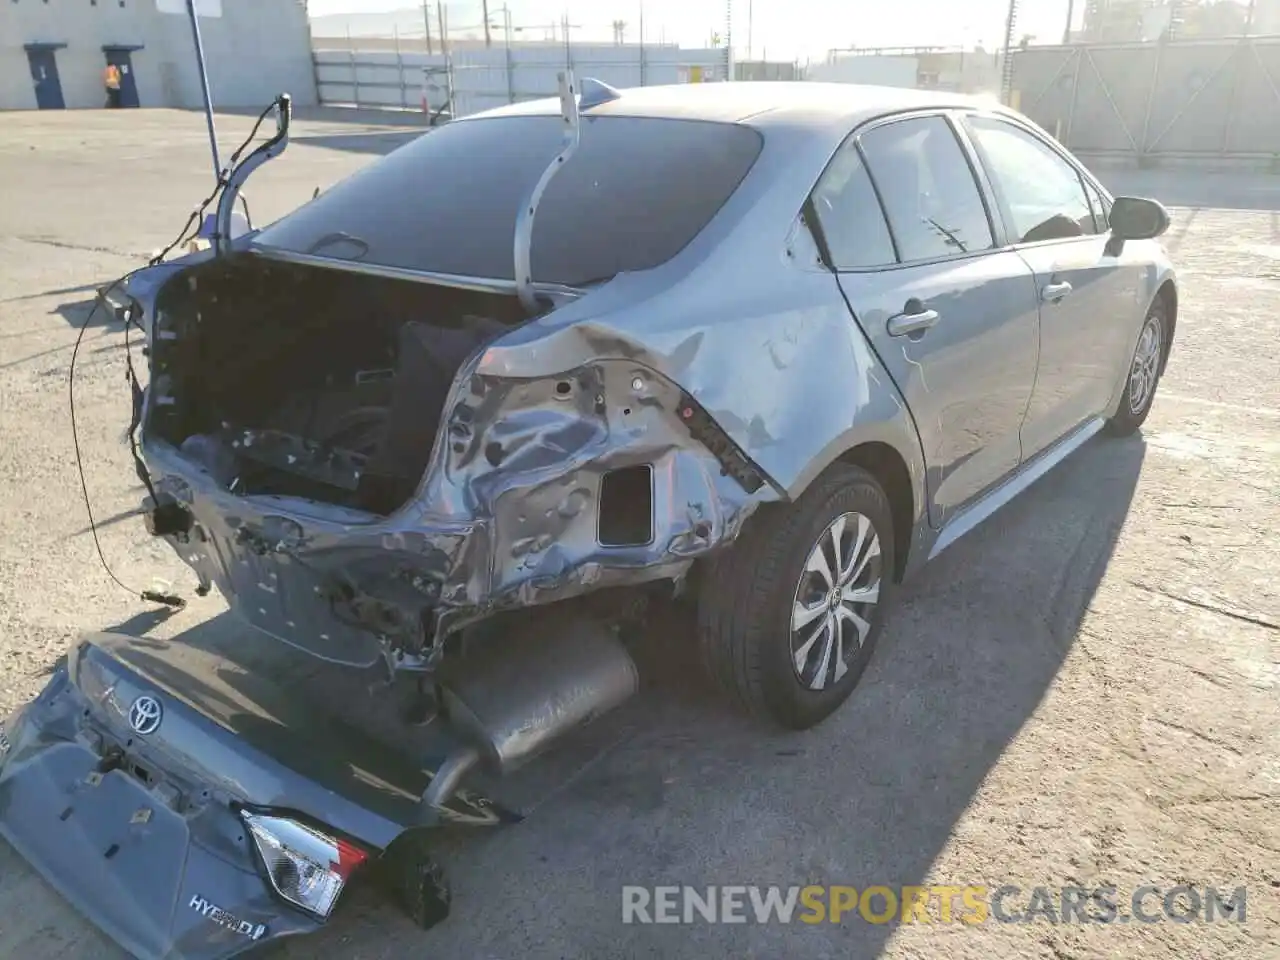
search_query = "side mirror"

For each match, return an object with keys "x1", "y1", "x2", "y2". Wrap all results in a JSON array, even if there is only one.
[{"x1": 1109, "y1": 196, "x2": 1170, "y2": 241}]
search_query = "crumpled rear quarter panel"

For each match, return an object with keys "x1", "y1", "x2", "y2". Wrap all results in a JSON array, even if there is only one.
[{"x1": 139, "y1": 114, "x2": 929, "y2": 654}]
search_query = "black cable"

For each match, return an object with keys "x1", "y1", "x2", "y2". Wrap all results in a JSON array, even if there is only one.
[
  {"x1": 69, "y1": 98, "x2": 283, "y2": 609},
  {"x1": 69, "y1": 279, "x2": 184, "y2": 608},
  {"x1": 149, "y1": 98, "x2": 279, "y2": 266}
]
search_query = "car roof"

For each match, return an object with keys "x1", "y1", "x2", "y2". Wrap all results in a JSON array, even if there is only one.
[{"x1": 462, "y1": 81, "x2": 996, "y2": 132}]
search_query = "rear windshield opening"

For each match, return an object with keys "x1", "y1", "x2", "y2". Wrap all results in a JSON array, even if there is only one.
[{"x1": 254, "y1": 114, "x2": 764, "y2": 287}]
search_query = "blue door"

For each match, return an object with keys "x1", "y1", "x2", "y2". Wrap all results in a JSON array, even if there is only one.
[
  {"x1": 104, "y1": 49, "x2": 141, "y2": 108},
  {"x1": 26, "y1": 48, "x2": 65, "y2": 110}
]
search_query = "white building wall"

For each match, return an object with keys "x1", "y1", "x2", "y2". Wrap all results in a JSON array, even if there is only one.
[
  {"x1": 1256, "y1": 0, "x2": 1280, "y2": 33},
  {"x1": 805, "y1": 55, "x2": 921, "y2": 89},
  {"x1": 0, "y1": 0, "x2": 316, "y2": 111},
  {"x1": 1141, "y1": 5, "x2": 1174, "y2": 41}
]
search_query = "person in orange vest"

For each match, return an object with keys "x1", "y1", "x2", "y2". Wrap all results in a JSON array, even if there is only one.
[{"x1": 104, "y1": 64, "x2": 122, "y2": 108}]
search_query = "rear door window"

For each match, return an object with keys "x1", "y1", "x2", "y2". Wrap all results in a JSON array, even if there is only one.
[
  {"x1": 253, "y1": 115, "x2": 763, "y2": 287},
  {"x1": 857, "y1": 116, "x2": 995, "y2": 263},
  {"x1": 811, "y1": 141, "x2": 897, "y2": 269}
]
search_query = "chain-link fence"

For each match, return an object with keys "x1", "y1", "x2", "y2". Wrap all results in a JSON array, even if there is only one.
[
  {"x1": 306, "y1": 0, "x2": 1280, "y2": 165},
  {"x1": 309, "y1": 1, "x2": 751, "y2": 117},
  {"x1": 311, "y1": 35, "x2": 731, "y2": 119}
]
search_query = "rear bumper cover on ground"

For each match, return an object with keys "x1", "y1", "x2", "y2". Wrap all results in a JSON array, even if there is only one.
[
  {"x1": 0, "y1": 632, "x2": 501, "y2": 959},
  {"x1": 0, "y1": 737, "x2": 311, "y2": 958}
]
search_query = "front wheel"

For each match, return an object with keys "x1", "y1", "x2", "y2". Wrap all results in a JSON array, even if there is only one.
[
  {"x1": 697, "y1": 464, "x2": 894, "y2": 730},
  {"x1": 1107, "y1": 297, "x2": 1168, "y2": 436}
]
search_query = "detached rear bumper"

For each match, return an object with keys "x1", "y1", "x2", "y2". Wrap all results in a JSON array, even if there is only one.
[
  {"x1": 0, "y1": 632, "x2": 502, "y2": 960},
  {"x1": 0, "y1": 739, "x2": 306, "y2": 958}
]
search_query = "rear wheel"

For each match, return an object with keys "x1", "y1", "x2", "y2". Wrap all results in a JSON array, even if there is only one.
[
  {"x1": 1107, "y1": 297, "x2": 1168, "y2": 436},
  {"x1": 697, "y1": 464, "x2": 894, "y2": 730}
]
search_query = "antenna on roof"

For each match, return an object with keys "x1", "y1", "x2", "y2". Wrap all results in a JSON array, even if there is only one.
[{"x1": 579, "y1": 77, "x2": 622, "y2": 109}]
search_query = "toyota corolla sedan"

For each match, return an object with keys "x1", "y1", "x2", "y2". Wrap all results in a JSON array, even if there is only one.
[
  {"x1": 0, "y1": 79, "x2": 1176, "y2": 959},
  {"x1": 132, "y1": 79, "x2": 1174, "y2": 734}
]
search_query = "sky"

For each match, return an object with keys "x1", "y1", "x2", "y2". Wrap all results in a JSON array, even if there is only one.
[{"x1": 305, "y1": 0, "x2": 1084, "y2": 62}]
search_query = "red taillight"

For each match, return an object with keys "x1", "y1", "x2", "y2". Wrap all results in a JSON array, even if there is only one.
[
  {"x1": 333, "y1": 837, "x2": 368, "y2": 880},
  {"x1": 241, "y1": 811, "x2": 369, "y2": 918}
]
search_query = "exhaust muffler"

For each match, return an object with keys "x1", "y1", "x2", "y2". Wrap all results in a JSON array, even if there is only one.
[{"x1": 422, "y1": 616, "x2": 638, "y2": 810}]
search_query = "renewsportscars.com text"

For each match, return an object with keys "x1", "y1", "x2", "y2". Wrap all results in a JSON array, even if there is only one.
[{"x1": 621, "y1": 884, "x2": 1248, "y2": 925}]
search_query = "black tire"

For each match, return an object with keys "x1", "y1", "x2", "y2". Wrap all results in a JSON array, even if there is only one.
[
  {"x1": 697, "y1": 463, "x2": 895, "y2": 730},
  {"x1": 379, "y1": 834, "x2": 451, "y2": 931},
  {"x1": 1107, "y1": 296, "x2": 1169, "y2": 436}
]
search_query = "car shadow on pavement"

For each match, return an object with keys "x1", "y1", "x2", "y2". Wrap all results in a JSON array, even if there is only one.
[
  {"x1": 0, "y1": 282, "x2": 102, "y2": 306},
  {"x1": 0, "y1": 298, "x2": 124, "y2": 372},
  {"x1": 65, "y1": 504, "x2": 146, "y2": 540},
  {"x1": 98, "y1": 433, "x2": 1147, "y2": 959},
  {"x1": 54, "y1": 297, "x2": 118, "y2": 331},
  {"x1": 292, "y1": 130, "x2": 428, "y2": 156}
]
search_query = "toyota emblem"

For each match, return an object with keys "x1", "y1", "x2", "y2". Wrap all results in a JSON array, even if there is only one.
[{"x1": 128, "y1": 695, "x2": 163, "y2": 736}]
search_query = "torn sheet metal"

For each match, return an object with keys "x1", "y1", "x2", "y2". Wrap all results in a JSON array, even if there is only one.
[{"x1": 131, "y1": 82, "x2": 933, "y2": 673}]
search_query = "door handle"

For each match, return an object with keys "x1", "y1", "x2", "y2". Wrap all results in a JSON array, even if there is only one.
[
  {"x1": 1041, "y1": 280, "x2": 1073, "y2": 302},
  {"x1": 886, "y1": 307, "x2": 940, "y2": 337}
]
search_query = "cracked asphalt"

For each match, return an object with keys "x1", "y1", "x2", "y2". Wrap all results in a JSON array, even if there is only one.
[{"x1": 0, "y1": 109, "x2": 1277, "y2": 959}]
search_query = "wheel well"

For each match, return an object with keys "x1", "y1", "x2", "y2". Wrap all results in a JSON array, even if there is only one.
[
  {"x1": 837, "y1": 442, "x2": 914, "y2": 582},
  {"x1": 1156, "y1": 280, "x2": 1177, "y2": 373}
]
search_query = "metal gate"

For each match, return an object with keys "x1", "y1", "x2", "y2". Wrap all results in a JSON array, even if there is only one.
[{"x1": 1012, "y1": 37, "x2": 1280, "y2": 164}]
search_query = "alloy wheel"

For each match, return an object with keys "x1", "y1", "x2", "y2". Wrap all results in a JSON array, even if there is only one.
[
  {"x1": 1128, "y1": 314, "x2": 1163, "y2": 416},
  {"x1": 789, "y1": 511, "x2": 883, "y2": 691}
]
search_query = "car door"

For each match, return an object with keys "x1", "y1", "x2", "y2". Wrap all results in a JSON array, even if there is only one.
[
  {"x1": 811, "y1": 113, "x2": 1041, "y2": 528},
  {"x1": 960, "y1": 113, "x2": 1141, "y2": 460}
]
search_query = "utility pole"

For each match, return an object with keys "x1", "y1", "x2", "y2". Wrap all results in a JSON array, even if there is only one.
[
  {"x1": 438, "y1": 2, "x2": 448, "y2": 55},
  {"x1": 748, "y1": 0, "x2": 753, "y2": 61},
  {"x1": 482, "y1": 0, "x2": 492, "y2": 47},
  {"x1": 185, "y1": 0, "x2": 221, "y2": 181},
  {"x1": 1063, "y1": 0, "x2": 1074, "y2": 44},
  {"x1": 422, "y1": 0, "x2": 433, "y2": 55},
  {"x1": 999, "y1": 0, "x2": 1019, "y2": 105},
  {"x1": 724, "y1": 0, "x2": 734, "y2": 81},
  {"x1": 639, "y1": 0, "x2": 646, "y2": 86},
  {"x1": 502, "y1": 3, "x2": 514, "y2": 104}
]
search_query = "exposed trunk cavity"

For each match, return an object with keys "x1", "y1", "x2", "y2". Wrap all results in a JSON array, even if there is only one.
[{"x1": 147, "y1": 255, "x2": 529, "y2": 516}]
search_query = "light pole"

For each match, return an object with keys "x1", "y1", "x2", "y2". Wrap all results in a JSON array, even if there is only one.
[
  {"x1": 999, "y1": 0, "x2": 1019, "y2": 105},
  {"x1": 184, "y1": 0, "x2": 221, "y2": 181},
  {"x1": 724, "y1": 0, "x2": 734, "y2": 81}
]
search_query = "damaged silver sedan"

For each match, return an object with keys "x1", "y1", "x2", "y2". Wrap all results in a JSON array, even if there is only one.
[
  {"x1": 137, "y1": 78, "x2": 1175, "y2": 726},
  {"x1": 0, "y1": 77, "x2": 1177, "y2": 958}
]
